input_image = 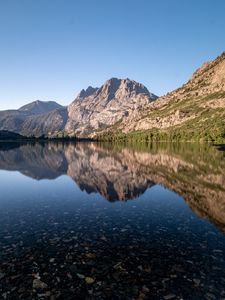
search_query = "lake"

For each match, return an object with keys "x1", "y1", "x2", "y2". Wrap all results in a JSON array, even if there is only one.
[{"x1": 0, "y1": 142, "x2": 225, "y2": 300}]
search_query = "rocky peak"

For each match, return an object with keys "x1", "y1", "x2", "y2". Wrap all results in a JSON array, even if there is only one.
[
  {"x1": 165, "y1": 51, "x2": 225, "y2": 101},
  {"x1": 19, "y1": 100, "x2": 63, "y2": 115},
  {"x1": 66, "y1": 78, "x2": 158, "y2": 136},
  {"x1": 78, "y1": 86, "x2": 98, "y2": 99},
  {"x1": 96, "y1": 78, "x2": 121, "y2": 101},
  {"x1": 189, "y1": 52, "x2": 225, "y2": 89},
  {"x1": 95, "y1": 77, "x2": 156, "y2": 102}
]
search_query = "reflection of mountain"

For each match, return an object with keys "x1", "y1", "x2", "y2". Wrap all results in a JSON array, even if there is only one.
[
  {"x1": 0, "y1": 142, "x2": 155, "y2": 201},
  {"x1": 0, "y1": 142, "x2": 225, "y2": 232},
  {"x1": 0, "y1": 143, "x2": 68, "y2": 180},
  {"x1": 65, "y1": 144, "x2": 155, "y2": 201}
]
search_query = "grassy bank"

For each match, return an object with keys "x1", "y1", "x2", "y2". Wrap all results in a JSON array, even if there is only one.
[
  {"x1": 96, "y1": 114, "x2": 225, "y2": 143},
  {"x1": 96, "y1": 128, "x2": 225, "y2": 143}
]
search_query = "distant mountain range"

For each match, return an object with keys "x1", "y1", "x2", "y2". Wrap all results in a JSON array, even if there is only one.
[{"x1": 0, "y1": 52, "x2": 224, "y2": 141}]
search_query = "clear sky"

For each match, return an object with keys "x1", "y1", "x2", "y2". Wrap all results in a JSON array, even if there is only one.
[{"x1": 0, "y1": 0, "x2": 225, "y2": 110}]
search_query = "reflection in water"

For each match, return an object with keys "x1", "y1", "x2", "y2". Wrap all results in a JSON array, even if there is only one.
[
  {"x1": 0, "y1": 142, "x2": 225, "y2": 299},
  {"x1": 0, "y1": 142, "x2": 225, "y2": 231}
]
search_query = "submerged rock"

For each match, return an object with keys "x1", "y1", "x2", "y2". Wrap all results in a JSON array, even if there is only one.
[{"x1": 33, "y1": 279, "x2": 48, "y2": 289}]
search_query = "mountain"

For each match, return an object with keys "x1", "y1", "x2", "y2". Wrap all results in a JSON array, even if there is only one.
[
  {"x1": 98, "y1": 53, "x2": 225, "y2": 142},
  {"x1": 20, "y1": 107, "x2": 68, "y2": 137},
  {"x1": 19, "y1": 100, "x2": 62, "y2": 115},
  {"x1": 0, "y1": 79, "x2": 157, "y2": 137},
  {"x1": 0, "y1": 100, "x2": 64, "y2": 136},
  {"x1": 65, "y1": 78, "x2": 158, "y2": 136}
]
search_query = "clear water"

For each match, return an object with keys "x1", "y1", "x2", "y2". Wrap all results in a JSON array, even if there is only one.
[{"x1": 0, "y1": 142, "x2": 225, "y2": 299}]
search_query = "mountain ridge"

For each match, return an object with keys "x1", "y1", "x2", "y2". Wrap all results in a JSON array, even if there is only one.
[
  {"x1": 0, "y1": 77, "x2": 157, "y2": 137},
  {"x1": 18, "y1": 100, "x2": 63, "y2": 114}
]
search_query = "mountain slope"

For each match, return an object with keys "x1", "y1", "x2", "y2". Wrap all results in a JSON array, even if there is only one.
[
  {"x1": 0, "y1": 100, "x2": 64, "y2": 136},
  {"x1": 0, "y1": 110, "x2": 27, "y2": 133},
  {"x1": 18, "y1": 100, "x2": 63, "y2": 115},
  {"x1": 97, "y1": 53, "x2": 225, "y2": 142},
  {"x1": 65, "y1": 78, "x2": 158, "y2": 136},
  {"x1": 20, "y1": 107, "x2": 68, "y2": 137}
]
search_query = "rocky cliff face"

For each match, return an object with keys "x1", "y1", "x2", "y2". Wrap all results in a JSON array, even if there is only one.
[{"x1": 65, "y1": 78, "x2": 157, "y2": 136}]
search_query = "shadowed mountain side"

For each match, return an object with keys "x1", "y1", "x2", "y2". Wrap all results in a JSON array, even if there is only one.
[
  {"x1": 20, "y1": 107, "x2": 68, "y2": 137},
  {"x1": 0, "y1": 142, "x2": 224, "y2": 232},
  {"x1": 0, "y1": 101, "x2": 64, "y2": 136},
  {"x1": 18, "y1": 100, "x2": 63, "y2": 115}
]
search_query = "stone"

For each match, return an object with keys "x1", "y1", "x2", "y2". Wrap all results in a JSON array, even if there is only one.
[
  {"x1": 85, "y1": 277, "x2": 95, "y2": 284},
  {"x1": 33, "y1": 279, "x2": 48, "y2": 289},
  {"x1": 164, "y1": 294, "x2": 176, "y2": 300}
]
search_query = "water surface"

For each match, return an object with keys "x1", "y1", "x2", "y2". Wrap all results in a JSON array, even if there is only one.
[{"x1": 0, "y1": 142, "x2": 225, "y2": 300}]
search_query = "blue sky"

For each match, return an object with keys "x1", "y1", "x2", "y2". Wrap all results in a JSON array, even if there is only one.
[{"x1": 0, "y1": 0, "x2": 224, "y2": 110}]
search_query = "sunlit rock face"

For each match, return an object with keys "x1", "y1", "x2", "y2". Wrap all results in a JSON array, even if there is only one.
[
  {"x1": 65, "y1": 78, "x2": 157, "y2": 136},
  {"x1": 115, "y1": 52, "x2": 225, "y2": 133},
  {"x1": 0, "y1": 142, "x2": 224, "y2": 232}
]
